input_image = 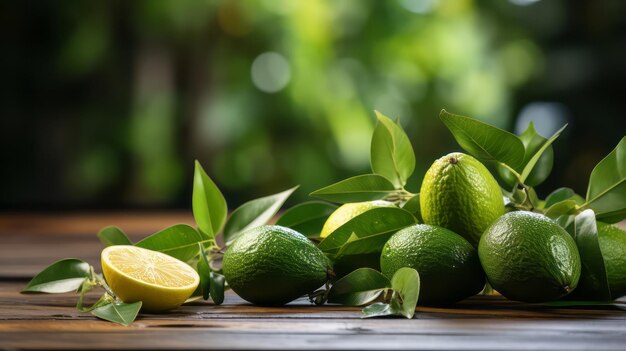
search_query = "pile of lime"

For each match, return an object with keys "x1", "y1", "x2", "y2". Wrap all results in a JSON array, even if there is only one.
[{"x1": 24, "y1": 109, "x2": 625, "y2": 324}]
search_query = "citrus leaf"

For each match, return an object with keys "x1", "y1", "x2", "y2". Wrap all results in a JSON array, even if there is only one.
[
  {"x1": 520, "y1": 124, "x2": 567, "y2": 183},
  {"x1": 209, "y1": 272, "x2": 225, "y2": 305},
  {"x1": 328, "y1": 268, "x2": 390, "y2": 306},
  {"x1": 97, "y1": 226, "x2": 132, "y2": 247},
  {"x1": 22, "y1": 259, "x2": 90, "y2": 293},
  {"x1": 585, "y1": 136, "x2": 626, "y2": 216},
  {"x1": 544, "y1": 200, "x2": 579, "y2": 219},
  {"x1": 402, "y1": 194, "x2": 422, "y2": 222},
  {"x1": 370, "y1": 111, "x2": 416, "y2": 188},
  {"x1": 91, "y1": 301, "x2": 142, "y2": 326},
  {"x1": 361, "y1": 302, "x2": 394, "y2": 318},
  {"x1": 439, "y1": 109, "x2": 525, "y2": 169},
  {"x1": 545, "y1": 188, "x2": 576, "y2": 208},
  {"x1": 309, "y1": 174, "x2": 396, "y2": 203},
  {"x1": 135, "y1": 224, "x2": 202, "y2": 262},
  {"x1": 193, "y1": 160, "x2": 227, "y2": 240},
  {"x1": 223, "y1": 186, "x2": 298, "y2": 245},
  {"x1": 595, "y1": 208, "x2": 626, "y2": 224},
  {"x1": 317, "y1": 207, "x2": 417, "y2": 254},
  {"x1": 573, "y1": 209, "x2": 611, "y2": 300},
  {"x1": 390, "y1": 267, "x2": 420, "y2": 319},
  {"x1": 276, "y1": 201, "x2": 338, "y2": 238}
]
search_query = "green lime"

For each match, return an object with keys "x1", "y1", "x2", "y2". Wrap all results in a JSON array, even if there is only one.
[
  {"x1": 420, "y1": 152, "x2": 504, "y2": 245},
  {"x1": 479, "y1": 211, "x2": 581, "y2": 302},
  {"x1": 380, "y1": 224, "x2": 485, "y2": 304},
  {"x1": 222, "y1": 225, "x2": 332, "y2": 305},
  {"x1": 320, "y1": 200, "x2": 395, "y2": 238}
]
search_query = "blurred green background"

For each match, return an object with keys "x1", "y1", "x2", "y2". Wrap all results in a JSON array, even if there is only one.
[{"x1": 1, "y1": 0, "x2": 625, "y2": 209}]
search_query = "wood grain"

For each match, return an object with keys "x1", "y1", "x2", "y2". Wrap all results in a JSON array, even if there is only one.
[{"x1": 2, "y1": 213, "x2": 626, "y2": 350}]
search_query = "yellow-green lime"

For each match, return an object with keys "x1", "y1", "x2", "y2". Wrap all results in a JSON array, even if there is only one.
[
  {"x1": 319, "y1": 200, "x2": 395, "y2": 277},
  {"x1": 479, "y1": 211, "x2": 581, "y2": 302},
  {"x1": 380, "y1": 224, "x2": 485, "y2": 304},
  {"x1": 101, "y1": 245, "x2": 200, "y2": 312},
  {"x1": 222, "y1": 225, "x2": 332, "y2": 305},
  {"x1": 420, "y1": 152, "x2": 504, "y2": 245},
  {"x1": 320, "y1": 200, "x2": 395, "y2": 238}
]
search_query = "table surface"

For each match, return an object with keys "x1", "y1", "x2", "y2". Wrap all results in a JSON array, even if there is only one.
[{"x1": 2, "y1": 212, "x2": 626, "y2": 350}]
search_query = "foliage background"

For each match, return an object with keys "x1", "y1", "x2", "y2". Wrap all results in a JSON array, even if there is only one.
[{"x1": 1, "y1": 0, "x2": 625, "y2": 209}]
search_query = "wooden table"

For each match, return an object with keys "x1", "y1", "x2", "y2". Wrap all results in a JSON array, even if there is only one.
[{"x1": 2, "y1": 213, "x2": 626, "y2": 350}]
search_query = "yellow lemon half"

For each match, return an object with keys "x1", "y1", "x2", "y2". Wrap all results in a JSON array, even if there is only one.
[{"x1": 101, "y1": 245, "x2": 199, "y2": 311}]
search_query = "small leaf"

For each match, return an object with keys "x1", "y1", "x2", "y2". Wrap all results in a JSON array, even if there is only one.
[
  {"x1": 402, "y1": 194, "x2": 422, "y2": 222},
  {"x1": 439, "y1": 109, "x2": 525, "y2": 168},
  {"x1": 196, "y1": 243, "x2": 211, "y2": 300},
  {"x1": 545, "y1": 188, "x2": 576, "y2": 208},
  {"x1": 370, "y1": 111, "x2": 416, "y2": 188},
  {"x1": 22, "y1": 259, "x2": 90, "y2": 293},
  {"x1": 585, "y1": 136, "x2": 626, "y2": 217},
  {"x1": 390, "y1": 267, "x2": 420, "y2": 319},
  {"x1": 275, "y1": 201, "x2": 338, "y2": 238},
  {"x1": 361, "y1": 302, "x2": 394, "y2": 318},
  {"x1": 310, "y1": 174, "x2": 396, "y2": 204},
  {"x1": 573, "y1": 209, "x2": 611, "y2": 300},
  {"x1": 193, "y1": 160, "x2": 228, "y2": 239},
  {"x1": 223, "y1": 186, "x2": 298, "y2": 245},
  {"x1": 209, "y1": 272, "x2": 225, "y2": 305},
  {"x1": 91, "y1": 301, "x2": 142, "y2": 326},
  {"x1": 520, "y1": 124, "x2": 567, "y2": 183},
  {"x1": 545, "y1": 200, "x2": 579, "y2": 219},
  {"x1": 595, "y1": 208, "x2": 626, "y2": 224},
  {"x1": 318, "y1": 207, "x2": 417, "y2": 254},
  {"x1": 328, "y1": 268, "x2": 391, "y2": 306},
  {"x1": 97, "y1": 226, "x2": 132, "y2": 247},
  {"x1": 135, "y1": 224, "x2": 202, "y2": 262}
]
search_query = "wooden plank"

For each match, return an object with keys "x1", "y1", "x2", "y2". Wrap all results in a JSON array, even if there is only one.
[
  {"x1": 2, "y1": 319, "x2": 626, "y2": 350},
  {"x1": 0, "y1": 212, "x2": 193, "y2": 278}
]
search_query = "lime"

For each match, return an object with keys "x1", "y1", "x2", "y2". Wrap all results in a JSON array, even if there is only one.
[
  {"x1": 320, "y1": 200, "x2": 395, "y2": 238},
  {"x1": 479, "y1": 211, "x2": 581, "y2": 302},
  {"x1": 101, "y1": 245, "x2": 199, "y2": 311},
  {"x1": 222, "y1": 225, "x2": 332, "y2": 305},
  {"x1": 380, "y1": 224, "x2": 485, "y2": 304},
  {"x1": 420, "y1": 152, "x2": 504, "y2": 245}
]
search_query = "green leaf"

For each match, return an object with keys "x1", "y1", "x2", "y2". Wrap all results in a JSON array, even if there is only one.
[
  {"x1": 223, "y1": 186, "x2": 298, "y2": 245},
  {"x1": 275, "y1": 201, "x2": 338, "y2": 238},
  {"x1": 135, "y1": 224, "x2": 202, "y2": 262},
  {"x1": 196, "y1": 243, "x2": 211, "y2": 300},
  {"x1": 97, "y1": 226, "x2": 132, "y2": 247},
  {"x1": 595, "y1": 208, "x2": 626, "y2": 224},
  {"x1": 402, "y1": 194, "x2": 422, "y2": 222},
  {"x1": 309, "y1": 174, "x2": 396, "y2": 204},
  {"x1": 22, "y1": 259, "x2": 90, "y2": 293},
  {"x1": 545, "y1": 188, "x2": 576, "y2": 208},
  {"x1": 328, "y1": 268, "x2": 391, "y2": 306},
  {"x1": 573, "y1": 209, "x2": 611, "y2": 300},
  {"x1": 390, "y1": 267, "x2": 420, "y2": 319},
  {"x1": 193, "y1": 160, "x2": 228, "y2": 239},
  {"x1": 209, "y1": 272, "x2": 225, "y2": 305},
  {"x1": 439, "y1": 109, "x2": 525, "y2": 168},
  {"x1": 585, "y1": 136, "x2": 626, "y2": 217},
  {"x1": 519, "y1": 124, "x2": 567, "y2": 183},
  {"x1": 370, "y1": 111, "x2": 416, "y2": 188},
  {"x1": 361, "y1": 302, "x2": 394, "y2": 318},
  {"x1": 91, "y1": 301, "x2": 142, "y2": 326},
  {"x1": 317, "y1": 207, "x2": 417, "y2": 254},
  {"x1": 545, "y1": 200, "x2": 579, "y2": 219}
]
